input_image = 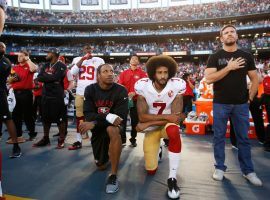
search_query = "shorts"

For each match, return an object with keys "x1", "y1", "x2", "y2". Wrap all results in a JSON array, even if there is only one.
[
  {"x1": 75, "y1": 95, "x2": 84, "y2": 118},
  {"x1": 143, "y1": 123, "x2": 176, "y2": 170},
  {"x1": 0, "y1": 91, "x2": 12, "y2": 121},
  {"x1": 91, "y1": 125, "x2": 123, "y2": 166},
  {"x1": 41, "y1": 96, "x2": 66, "y2": 123}
]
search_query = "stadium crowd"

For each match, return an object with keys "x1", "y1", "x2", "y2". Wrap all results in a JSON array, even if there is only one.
[
  {"x1": 4, "y1": 19, "x2": 269, "y2": 36},
  {"x1": 1, "y1": 0, "x2": 270, "y2": 198},
  {"x1": 5, "y1": 36, "x2": 270, "y2": 55},
  {"x1": 6, "y1": 0, "x2": 270, "y2": 25}
]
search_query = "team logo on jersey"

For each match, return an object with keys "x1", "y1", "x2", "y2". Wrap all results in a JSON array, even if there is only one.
[
  {"x1": 168, "y1": 90, "x2": 174, "y2": 98},
  {"x1": 98, "y1": 107, "x2": 110, "y2": 114}
]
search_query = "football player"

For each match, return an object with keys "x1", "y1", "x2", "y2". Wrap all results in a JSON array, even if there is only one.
[
  {"x1": 135, "y1": 55, "x2": 186, "y2": 199},
  {"x1": 69, "y1": 44, "x2": 104, "y2": 150}
]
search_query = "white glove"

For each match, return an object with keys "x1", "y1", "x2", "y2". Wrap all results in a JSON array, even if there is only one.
[{"x1": 106, "y1": 113, "x2": 120, "y2": 124}]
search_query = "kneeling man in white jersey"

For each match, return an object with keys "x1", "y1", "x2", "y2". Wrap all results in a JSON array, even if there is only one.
[{"x1": 135, "y1": 55, "x2": 186, "y2": 199}]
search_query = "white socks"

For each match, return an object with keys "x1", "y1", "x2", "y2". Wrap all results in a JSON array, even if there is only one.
[
  {"x1": 168, "y1": 151, "x2": 180, "y2": 179},
  {"x1": 76, "y1": 133, "x2": 82, "y2": 143}
]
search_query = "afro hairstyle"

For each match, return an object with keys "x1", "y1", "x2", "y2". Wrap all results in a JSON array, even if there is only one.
[{"x1": 146, "y1": 55, "x2": 177, "y2": 81}]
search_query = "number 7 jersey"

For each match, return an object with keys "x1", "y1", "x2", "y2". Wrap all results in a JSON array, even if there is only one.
[
  {"x1": 135, "y1": 77, "x2": 186, "y2": 115},
  {"x1": 70, "y1": 57, "x2": 105, "y2": 95}
]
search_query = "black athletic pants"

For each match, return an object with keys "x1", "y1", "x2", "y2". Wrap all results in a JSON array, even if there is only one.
[{"x1": 12, "y1": 90, "x2": 35, "y2": 137}]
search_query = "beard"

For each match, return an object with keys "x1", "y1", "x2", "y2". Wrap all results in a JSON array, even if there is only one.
[
  {"x1": 156, "y1": 78, "x2": 168, "y2": 86},
  {"x1": 46, "y1": 56, "x2": 52, "y2": 61},
  {"x1": 223, "y1": 37, "x2": 237, "y2": 46},
  {"x1": 224, "y1": 41, "x2": 236, "y2": 46}
]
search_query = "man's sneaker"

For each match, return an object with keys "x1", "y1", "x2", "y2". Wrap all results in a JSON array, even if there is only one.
[
  {"x1": 68, "y1": 141, "x2": 82, "y2": 150},
  {"x1": 95, "y1": 161, "x2": 108, "y2": 171},
  {"x1": 28, "y1": 132, "x2": 38, "y2": 141},
  {"x1": 106, "y1": 174, "x2": 119, "y2": 194},
  {"x1": 212, "y1": 169, "x2": 224, "y2": 181},
  {"x1": 258, "y1": 140, "x2": 264, "y2": 145},
  {"x1": 158, "y1": 146, "x2": 163, "y2": 162},
  {"x1": 17, "y1": 136, "x2": 26, "y2": 143},
  {"x1": 10, "y1": 145, "x2": 22, "y2": 158},
  {"x1": 167, "y1": 178, "x2": 180, "y2": 199},
  {"x1": 163, "y1": 139, "x2": 169, "y2": 147},
  {"x1": 232, "y1": 145, "x2": 239, "y2": 150},
  {"x1": 28, "y1": 135, "x2": 36, "y2": 141},
  {"x1": 56, "y1": 138, "x2": 65, "y2": 149},
  {"x1": 122, "y1": 142, "x2": 126, "y2": 147},
  {"x1": 33, "y1": 137, "x2": 50, "y2": 147},
  {"x1": 129, "y1": 142, "x2": 137, "y2": 147},
  {"x1": 243, "y1": 172, "x2": 262, "y2": 186},
  {"x1": 6, "y1": 136, "x2": 26, "y2": 144}
]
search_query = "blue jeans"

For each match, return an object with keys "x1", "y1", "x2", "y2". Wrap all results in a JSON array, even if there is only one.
[{"x1": 213, "y1": 103, "x2": 254, "y2": 175}]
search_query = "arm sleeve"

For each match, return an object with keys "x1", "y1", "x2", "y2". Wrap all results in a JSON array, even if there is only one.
[
  {"x1": 98, "y1": 58, "x2": 105, "y2": 65},
  {"x1": 134, "y1": 79, "x2": 145, "y2": 96},
  {"x1": 37, "y1": 64, "x2": 66, "y2": 83},
  {"x1": 70, "y1": 57, "x2": 82, "y2": 75},
  {"x1": 206, "y1": 54, "x2": 217, "y2": 69},
  {"x1": 83, "y1": 85, "x2": 110, "y2": 127},
  {"x1": 70, "y1": 64, "x2": 80, "y2": 76},
  {"x1": 178, "y1": 79, "x2": 186, "y2": 94},
  {"x1": 66, "y1": 70, "x2": 74, "y2": 81}
]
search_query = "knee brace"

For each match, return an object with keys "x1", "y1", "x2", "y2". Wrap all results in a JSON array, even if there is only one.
[
  {"x1": 76, "y1": 116, "x2": 84, "y2": 133},
  {"x1": 166, "y1": 125, "x2": 181, "y2": 153}
]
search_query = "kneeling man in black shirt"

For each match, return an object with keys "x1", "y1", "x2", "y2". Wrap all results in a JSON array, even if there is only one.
[{"x1": 79, "y1": 63, "x2": 128, "y2": 194}]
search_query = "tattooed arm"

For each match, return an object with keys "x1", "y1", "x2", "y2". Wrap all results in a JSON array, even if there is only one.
[{"x1": 171, "y1": 94, "x2": 186, "y2": 121}]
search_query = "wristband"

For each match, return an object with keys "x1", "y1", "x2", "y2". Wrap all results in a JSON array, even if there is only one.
[{"x1": 106, "y1": 113, "x2": 119, "y2": 124}]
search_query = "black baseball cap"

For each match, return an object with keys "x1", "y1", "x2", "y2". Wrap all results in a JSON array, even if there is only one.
[{"x1": 44, "y1": 47, "x2": 60, "y2": 56}]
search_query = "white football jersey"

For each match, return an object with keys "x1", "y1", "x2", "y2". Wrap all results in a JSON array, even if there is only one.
[
  {"x1": 135, "y1": 77, "x2": 186, "y2": 115},
  {"x1": 71, "y1": 57, "x2": 105, "y2": 95}
]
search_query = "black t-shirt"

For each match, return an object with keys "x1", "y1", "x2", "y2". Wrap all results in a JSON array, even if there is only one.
[
  {"x1": 37, "y1": 61, "x2": 66, "y2": 97},
  {"x1": 206, "y1": 49, "x2": 256, "y2": 104},
  {"x1": 84, "y1": 83, "x2": 128, "y2": 128},
  {"x1": 0, "y1": 56, "x2": 11, "y2": 93}
]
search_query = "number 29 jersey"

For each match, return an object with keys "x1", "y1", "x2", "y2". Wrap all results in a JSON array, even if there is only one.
[
  {"x1": 134, "y1": 77, "x2": 186, "y2": 115},
  {"x1": 70, "y1": 57, "x2": 105, "y2": 95}
]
